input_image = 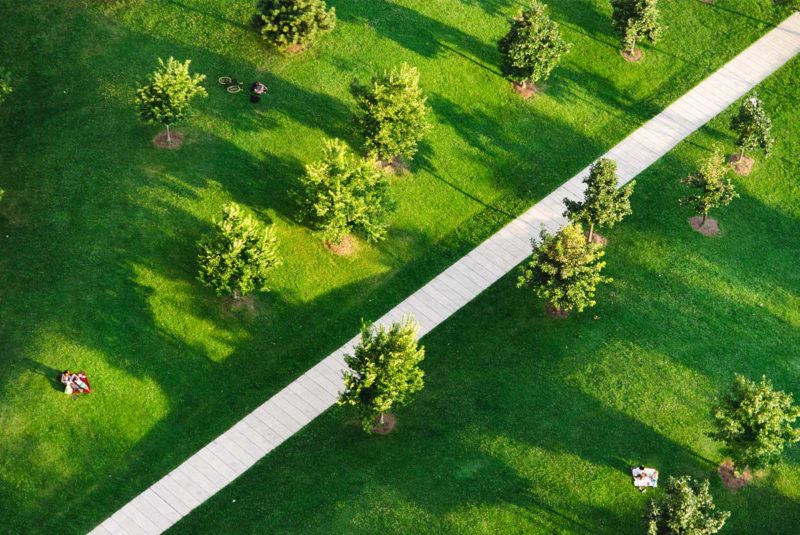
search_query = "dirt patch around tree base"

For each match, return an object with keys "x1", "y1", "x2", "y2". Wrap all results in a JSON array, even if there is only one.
[
  {"x1": 325, "y1": 234, "x2": 356, "y2": 256},
  {"x1": 728, "y1": 154, "x2": 754, "y2": 176},
  {"x1": 153, "y1": 131, "x2": 183, "y2": 149},
  {"x1": 688, "y1": 215, "x2": 719, "y2": 237},
  {"x1": 375, "y1": 156, "x2": 409, "y2": 176},
  {"x1": 372, "y1": 413, "x2": 397, "y2": 435},
  {"x1": 719, "y1": 460, "x2": 751, "y2": 490},
  {"x1": 586, "y1": 232, "x2": 607, "y2": 246},
  {"x1": 513, "y1": 81, "x2": 543, "y2": 99},
  {"x1": 284, "y1": 43, "x2": 308, "y2": 54},
  {"x1": 222, "y1": 295, "x2": 258, "y2": 319},
  {"x1": 545, "y1": 303, "x2": 570, "y2": 319},
  {"x1": 620, "y1": 48, "x2": 644, "y2": 62}
]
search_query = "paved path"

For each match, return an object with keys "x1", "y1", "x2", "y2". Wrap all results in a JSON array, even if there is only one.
[{"x1": 90, "y1": 13, "x2": 800, "y2": 535}]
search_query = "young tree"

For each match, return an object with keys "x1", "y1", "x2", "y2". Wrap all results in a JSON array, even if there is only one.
[
  {"x1": 252, "y1": 0, "x2": 335, "y2": 53},
  {"x1": 517, "y1": 223, "x2": 611, "y2": 315},
  {"x1": 730, "y1": 94, "x2": 774, "y2": 161},
  {"x1": 338, "y1": 318, "x2": 425, "y2": 433},
  {"x1": 197, "y1": 203, "x2": 281, "y2": 299},
  {"x1": 0, "y1": 67, "x2": 12, "y2": 105},
  {"x1": 680, "y1": 146, "x2": 737, "y2": 226},
  {"x1": 610, "y1": 0, "x2": 661, "y2": 56},
  {"x1": 710, "y1": 374, "x2": 800, "y2": 472},
  {"x1": 563, "y1": 158, "x2": 635, "y2": 243},
  {"x1": 644, "y1": 476, "x2": 730, "y2": 535},
  {"x1": 498, "y1": 1, "x2": 571, "y2": 90},
  {"x1": 296, "y1": 138, "x2": 396, "y2": 246},
  {"x1": 352, "y1": 64, "x2": 431, "y2": 163},
  {"x1": 134, "y1": 57, "x2": 207, "y2": 145}
]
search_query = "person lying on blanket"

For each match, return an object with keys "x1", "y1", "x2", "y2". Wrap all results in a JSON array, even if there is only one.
[
  {"x1": 632, "y1": 465, "x2": 659, "y2": 492},
  {"x1": 60, "y1": 370, "x2": 91, "y2": 395}
]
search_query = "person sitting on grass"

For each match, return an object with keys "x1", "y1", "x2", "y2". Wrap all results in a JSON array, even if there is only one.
[
  {"x1": 250, "y1": 81, "x2": 268, "y2": 103},
  {"x1": 632, "y1": 465, "x2": 659, "y2": 492},
  {"x1": 60, "y1": 370, "x2": 91, "y2": 396}
]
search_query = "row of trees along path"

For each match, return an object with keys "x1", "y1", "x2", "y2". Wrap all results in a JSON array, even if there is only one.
[{"x1": 90, "y1": 11, "x2": 800, "y2": 535}]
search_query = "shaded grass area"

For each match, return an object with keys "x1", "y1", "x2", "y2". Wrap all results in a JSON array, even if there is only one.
[
  {"x1": 0, "y1": 0, "x2": 794, "y2": 532},
  {"x1": 172, "y1": 56, "x2": 800, "y2": 534}
]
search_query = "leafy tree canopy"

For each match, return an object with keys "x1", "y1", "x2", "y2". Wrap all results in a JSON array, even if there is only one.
[
  {"x1": 730, "y1": 94, "x2": 774, "y2": 158},
  {"x1": 611, "y1": 0, "x2": 661, "y2": 53},
  {"x1": 644, "y1": 476, "x2": 730, "y2": 535},
  {"x1": 253, "y1": 0, "x2": 336, "y2": 51},
  {"x1": 680, "y1": 146, "x2": 737, "y2": 223},
  {"x1": 134, "y1": 57, "x2": 207, "y2": 129},
  {"x1": 564, "y1": 158, "x2": 634, "y2": 241}
]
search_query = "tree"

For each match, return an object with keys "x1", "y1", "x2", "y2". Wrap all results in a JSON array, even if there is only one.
[
  {"x1": 197, "y1": 203, "x2": 281, "y2": 299},
  {"x1": 498, "y1": 1, "x2": 571, "y2": 88},
  {"x1": 338, "y1": 318, "x2": 425, "y2": 433},
  {"x1": 352, "y1": 64, "x2": 431, "y2": 162},
  {"x1": 517, "y1": 223, "x2": 611, "y2": 315},
  {"x1": 0, "y1": 67, "x2": 12, "y2": 105},
  {"x1": 680, "y1": 146, "x2": 737, "y2": 226},
  {"x1": 296, "y1": 138, "x2": 396, "y2": 246},
  {"x1": 644, "y1": 476, "x2": 730, "y2": 535},
  {"x1": 710, "y1": 374, "x2": 800, "y2": 472},
  {"x1": 252, "y1": 0, "x2": 335, "y2": 52},
  {"x1": 610, "y1": 0, "x2": 661, "y2": 55},
  {"x1": 563, "y1": 158, "x2": 634, "y2": 243},
  {"x1": 134, "y1": 57, "x2": 207, "y2": 145},
  {"x1": 730, "y1": 94, "x2": 774, "y2": 160}
]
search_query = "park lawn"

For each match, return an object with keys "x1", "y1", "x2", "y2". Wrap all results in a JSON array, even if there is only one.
[
  {"x1": 171, "y1": 54, "x2": 800, "y2": 534},
  {"x1": 0, "y1": 0, "x2": 795, "y2": 532}
]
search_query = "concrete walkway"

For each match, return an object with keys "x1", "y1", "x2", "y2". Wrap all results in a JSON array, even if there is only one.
[{"x1": 90, "y1": 13, "x2": 800, "y2": 535}]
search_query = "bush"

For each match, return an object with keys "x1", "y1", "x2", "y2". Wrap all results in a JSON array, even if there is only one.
[
  {"x1": 680, "y1": 146, "x2": 737, "y2": 225},
  {"x1": 252, "y1": 0, "x2": 335, "y2": 52},
  {"x1": 517, "y1": 223, "x2": 611, "y2": 314},
  {"x1": 134, "y1": 57, "x2": 206, "y2": 143},
  {"x1": 610, "y1": 0, "x2": 661, "y2": 54},
  {"x1": 498, "y1": 1, "x2": 571, "y2": 87},
  {"x1": 296, "y1": 138, "x2": 396, "y2": 245},
  {"x1": 644, "y1": 476, "x2": 729, "y2": 535},
  {"x1": 197, "y1": 203, "x2": 281, "y2": 299},
  {"x1": 352, "y1": 64, "x2": 431, "y2": 162},
  {"x1": 710, "y1": 374, "x2": 800, "y2": 471},
  {"x1": 339, "y1": 318, "x2": 425, "y2": 434},
  {"x1": 563, "y1": 158, "x2": 634, "y2": 242},
  {"x1": 730, "y1": 94, "x2": 774, "y2": 159},
  {"x1": 0, "y1": 67, "x2": 12, "y2": 105}
]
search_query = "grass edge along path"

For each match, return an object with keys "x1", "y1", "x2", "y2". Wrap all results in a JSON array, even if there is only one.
[{"x1": 88, "y1": 12, "x2": 800, "y2": 535}]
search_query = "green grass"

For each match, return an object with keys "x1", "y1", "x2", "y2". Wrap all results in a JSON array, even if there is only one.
[
  {"x1": 171, "y1": 56, "x2": 800, "y2": 534},
  {"x1": 0, "y1": 0, "x2": 795, "y2": 533}
]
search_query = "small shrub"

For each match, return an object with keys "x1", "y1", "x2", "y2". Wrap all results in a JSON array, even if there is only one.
[
  {"x1": 296, "y1": 138, "x2": 396, "y2": 245},
  {"x1": 517, "y1": 223, "x2": 611, "y2": 314},
  {"x1": 339, "y1": 318, "x2": 425, "y2": 434},
  {"x1": 134, "y1": 57, "x2": 207, "y2": 143},
  {"x1": 252, "y1": 0, "x2": 335, "y2": 52},
  {"x1": 197, "y1": 203, "x2": 281, "y2": 299},
  {"x1": 730, "y1": 94, "x2": 774, "y2": 159},
  {"x1": 680, "y1": 146, "x2": 737, "y2": 225},
  {"x1": 644, "y1": 476, "x2": 729, "y2": 535},
  {"x1": 610, "y1": 0, "x2": 661, "y2": 54},
  {"x1": 710, "y1": 374, "x2": 800, "y2": 472},
  {"x1": 352, "y1": 64, "x2": 431, "y2": 162},
  {"x1": 498, "y1": 1, "x2": 571, "y2": 87}
]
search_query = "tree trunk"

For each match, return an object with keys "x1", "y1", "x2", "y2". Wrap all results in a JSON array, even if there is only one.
[
  {"x1": 588, "y1": 222, "x2": 595, "y2": 243},
  {"x1": 379, "y1": 412, "x2": 385, "y2": 425},
  {"x1": 701, "y1": 212, "x2": 707, "y2": 225},
  {"x1": 739, "y1": 146, "x2": 745, "y2": 160},
  {"x1": 165, "y1": 124, "x2": 172, "y2": 145},
  {"x1": 232, "y1": 287, "x2": 241, "y2": 300}
]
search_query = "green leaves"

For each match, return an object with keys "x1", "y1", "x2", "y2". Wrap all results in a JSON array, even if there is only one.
[
  {"x1": 499, "y1": 1, "x2": 571, "y2": 85},
  {"x1": 134, "y1": 57, "x2": 207, "y2": 128},
  {"x1": 611, "y1": 0, "x2": 661, "y2": 54},
  {"x1": 296, "y1": 138, "x2": 396, "y2": 245},
  {"x1": 680, "y1": 146, "x2": 737, "y2": 219},
  {"x1": 564, "y1": 158, "x2": 635, "y2": 239},
  {"x1": 517, "y1": 223, "x2": 611, "y2": 314},
  {"x1": 0, "y1": 67, "x2": 12, "y2": 106},
  {"x1": 731, "y1": 94, "x2": 774, "y2": 158},
  {"x1": 644, "y1": 476, "x2": 729, "y2": 535},
  {"x1": 710, "y1": 374, "x2": 800, "y2": 470},
  {"x1": 338, "y1": 319, "x2": 425, "y2": 433},
  {"x1": 253, "y1": 0, "x2": 335, "y2": 52},
  {"x1": 197, "y1": 203, "x2": 281, "y2": 298},
  {"x1": 352, "y1": 64, "x2": 431, "y2": 161}
]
